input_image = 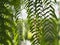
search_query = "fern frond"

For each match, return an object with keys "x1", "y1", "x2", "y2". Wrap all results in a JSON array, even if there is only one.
[{"x1": 27, "y1": 0, "x2": 58, "y2": 45}]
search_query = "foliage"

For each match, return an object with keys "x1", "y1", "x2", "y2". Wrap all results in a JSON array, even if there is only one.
[
  {"x1": 0, "y1": 0, "x2": 21, "y2": 45},
  {"x1": 27, "y1": 0, "x2": 58, "y2": 45},
  {"x1": 0, "y1": 0, "x2": 58, "y2": 45}
]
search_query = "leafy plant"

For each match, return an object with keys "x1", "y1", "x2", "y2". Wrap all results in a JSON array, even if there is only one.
[
  {"x1": 27, "y1": 0, "x2": 58, "y2": 45},
  {"x1": 0, "y1": 0, "x2": 58, "y2": 45},
  {"x1": 0, "y1": 0, "x2": 21, "y2": 45}
]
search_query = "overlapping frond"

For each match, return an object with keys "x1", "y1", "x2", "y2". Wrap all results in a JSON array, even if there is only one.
[{"x1": 27, "y1": 0, "x2": 58, "y2": 45}]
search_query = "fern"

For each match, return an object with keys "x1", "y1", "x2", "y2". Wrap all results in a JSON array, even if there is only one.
[
  {"x1": 27, "y1": 0, "x2": 43, "y2": 45},
  {"x1": 27, "y1": 0, "x2": 58, "y2": 45},
  {"x1": 0, "y1": 0, "x2": 58, "y2": 45}
]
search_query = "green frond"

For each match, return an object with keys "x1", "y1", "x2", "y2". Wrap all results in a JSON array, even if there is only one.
[{"x1": 27, "y1": 0, "x2": 58, "y2": 45}]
